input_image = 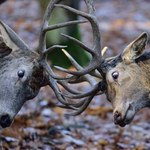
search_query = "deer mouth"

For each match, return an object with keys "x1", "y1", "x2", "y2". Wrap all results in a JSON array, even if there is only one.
[
  {"x1": 116, "y1": 117, "x2": 133, "y2": 127},
  {"x1": 114, "y1": 116, "x2": 133, "y2": 127},
  {"x1": 114, "y1": 103, "x2": 136, "y2": 127}
]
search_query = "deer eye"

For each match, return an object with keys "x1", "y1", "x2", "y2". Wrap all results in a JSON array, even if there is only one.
[
  {"x1": 112, "y1": 71, "x2": 119, "y2": 80},
  {"x1": 17, "y1": 70, "x2": 25, "y2": 78}
]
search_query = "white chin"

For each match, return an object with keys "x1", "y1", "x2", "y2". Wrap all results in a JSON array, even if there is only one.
[{"x1": 126, "y1": 108, "x2": 136, "y2": 121}]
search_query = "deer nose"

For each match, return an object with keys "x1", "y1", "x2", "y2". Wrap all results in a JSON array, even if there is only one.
[
  {"x1": 0, "y1": 114, "x2": 11, "y2": 128},
  {"x1": 114, "y1": 111, "x2": 122, "y2": 124}
]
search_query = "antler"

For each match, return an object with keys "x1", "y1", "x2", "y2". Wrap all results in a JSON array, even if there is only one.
[{"x1": 38, "y1": 0, "x2": 105, "y2": 115}]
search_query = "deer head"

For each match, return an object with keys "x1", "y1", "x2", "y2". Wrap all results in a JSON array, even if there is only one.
[
  {"x1": 102, "y1": 33, "x2": 149, "y2": 127},
  {"x1": 0, "y1": 21, "x2": 49, "y2": 128},
  {"x1": 0, "y1": 0, "x2": 149, "y2": 128}
]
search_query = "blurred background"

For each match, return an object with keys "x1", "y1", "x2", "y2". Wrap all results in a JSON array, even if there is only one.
[{"x1": 0, "y1": 0, "x2": 150, "y2": 149}]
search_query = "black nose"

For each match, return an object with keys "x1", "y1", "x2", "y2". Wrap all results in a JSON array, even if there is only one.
[
  {"x1": 114, "y1": 111, "x2": 122, "y2": 124},
  {"x1": 0, "y1": 114, "x2": 11, "y2": 128}
]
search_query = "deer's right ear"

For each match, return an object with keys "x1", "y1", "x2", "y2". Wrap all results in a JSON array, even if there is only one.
[
  {"x1": 0, "y1": 21, "x2": 30, "y2": 58},
  {"x1": 121, "y1": 32, "x2": 148, "y2": 64}
]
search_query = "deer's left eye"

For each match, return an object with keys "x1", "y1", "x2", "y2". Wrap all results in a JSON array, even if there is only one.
[
  {"x1": 18, "y1": 70, "x2": 25, "y2": 78},
  {"x1": 112, "y1": 71, "x2": 119, "y2": 80}
]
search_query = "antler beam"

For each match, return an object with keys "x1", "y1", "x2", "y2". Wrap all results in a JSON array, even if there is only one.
[{"x1": 39, "y1": 0, "x2": 105, "y2": 115}]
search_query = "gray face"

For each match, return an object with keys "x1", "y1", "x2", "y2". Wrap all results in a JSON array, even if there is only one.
[
  {"x1": 0, "y1": 52, "x2": 44, "y2": 128},
  {"x1": 0, "y1": 21, "x2": 47, "y2": 128}
]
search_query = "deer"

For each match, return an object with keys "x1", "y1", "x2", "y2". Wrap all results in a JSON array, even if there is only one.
[{"x1": 0, "y1": 0, "x2": 149, "y2": 129}]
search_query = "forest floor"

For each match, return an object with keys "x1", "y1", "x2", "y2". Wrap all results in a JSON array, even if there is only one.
[{"x1": 0, "y1": 0, "x2": 150, "y2": 149}]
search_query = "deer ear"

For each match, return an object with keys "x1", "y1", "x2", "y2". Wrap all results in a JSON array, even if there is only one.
[
  {"x1": 0, "y1": 21, "x2": 30, "y2": 58},
  {"x1": 121, "y1": 32, "x2": 148, "y2": 63}
]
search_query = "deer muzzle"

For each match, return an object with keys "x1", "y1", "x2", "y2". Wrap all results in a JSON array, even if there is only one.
[{"x1": 113, "y1": 103, "x2": 136, "y2": 127}]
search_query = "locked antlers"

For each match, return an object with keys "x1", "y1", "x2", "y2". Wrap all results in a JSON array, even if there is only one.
[{"x1": 38, "y1": 0, "x2": 105, "y2": 115}]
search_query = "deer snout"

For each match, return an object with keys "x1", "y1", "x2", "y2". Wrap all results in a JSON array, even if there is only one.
[
  {"x1": 0, "y1": 114, "x2": 12, "y2": 128},
  {"x1": 113, "y1": 110, "x2": 127, "y2": 127},
  {"x1": 113, "y1": 110, "x2": 127, "y2": 126},
  {"x1": 113, "y1": 103, "x2": 136, "y2": 127},
  {"x1": 114, "y1": 111, "x2": 122, "y2": 123}
]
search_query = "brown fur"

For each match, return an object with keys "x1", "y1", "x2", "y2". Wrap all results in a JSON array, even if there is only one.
[{"x1": 104, "y1": 32, "x2": 150, "y2": 127}]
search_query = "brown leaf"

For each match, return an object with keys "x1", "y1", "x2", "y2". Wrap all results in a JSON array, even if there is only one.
[{"x1": 85, "y1": 106, "x2": 112, "y2": 118}]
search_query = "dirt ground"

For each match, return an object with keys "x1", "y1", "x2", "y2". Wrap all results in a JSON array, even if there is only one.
[{"x1": 0, "y1": 0, "x2": 150, "y2": 149}]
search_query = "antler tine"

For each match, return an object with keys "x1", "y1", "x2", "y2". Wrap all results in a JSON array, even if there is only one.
[
  {"x1": 44, "y1": 62, "x2": 74, "y2": 80},
  {"x1": 64, "y1": 80, "x2": 104, "y2": 115},
  {"x1": 56, "y1": 0, "x2": 102, "y2": 54},
  {"x1": 54, "y1": 1, "x2": 103, "y2": 76},
  {"x1": 38, "y1": 0, "x2": 87, "y2": 56},
  {"x1": 58, "y1": 81, "x2": 83, "y2": 95},
  {"x1": 63, "y1": 59, "x2": 99, "y2": 76},
  {"x1": 65, "y1": 90, "x2": 98, "y2": 116},
  {"x1": 43, "y1": 45, "x2": 67, "y2": 54},
  {"x1": 53, "y1": 47, "x2": 102, "y2": 79},
  {"x1": 43, "y1": 60, "x2": 90, "y2": 108},
  {"x1": 85, "y1": 0, "x2": 101, "y2": 54},
  {"x1": 57, "y1": 100, "x2": 85, "y2": 109},
  {"x1": 90, "y1": 70, "x2": 102, "y2": 78},
  {"x1": 48, "y1": 74, "x2": 87, "y2": 110},
  {"x1": 44, "y1": 20, "x2": 87, "y2": 33},
  {"x1": 56, "y1": 79, "x2": 104, "y2": 109},
  {"x1": 61, "y1": 33, "x2": 95, "y2": 55},
  {"x1": 38, "y1": 0, "x2": 60, "y2": 54},
  {"x1": 42, "y1": 61, "x2": 72, "y2": 105},
  {"x1": 49, "y1": 79, "x2": 82, "y2": 111},
  {"x1": 56, "y1": 104, "x2": 81, "y2": 110},
  {"x1": 57, "y1": 79, "x2": 106, "y2": 113},
  {"x1": 59, "y1": 82, "x2": 102, "y2": 99},
  {"x1": 62, "y1": 48, "x2": 102, "y2": 79},
  {"x1": 61, "y1": 49, "x2": 97, "y2": 85},
  {"x1": 54, "y1": 65, "x2": 96, "y2": 84},
  {"x1": 56, "y1": 81, "x2": 105, "y2": 114}
]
